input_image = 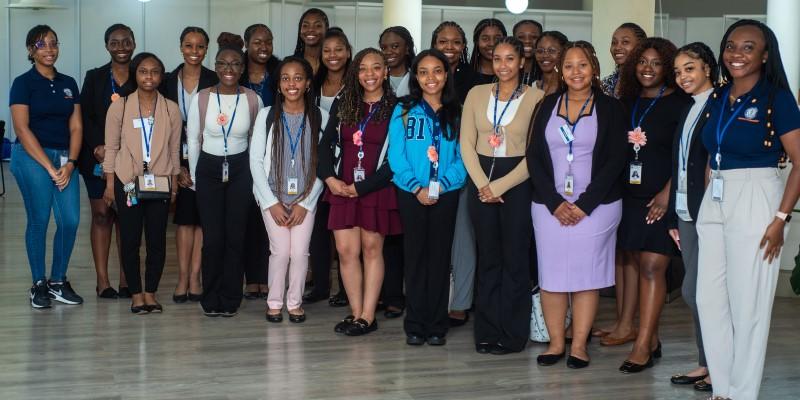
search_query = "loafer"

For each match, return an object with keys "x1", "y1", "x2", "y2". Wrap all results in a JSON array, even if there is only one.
[
  {"x1": 188, "y1": 292, "x2": 203, "y2": 302},
  {"x1": 344, "y1": 318, "x2": 377, "y2": 336},
  {"x1": 334, "y1": 315, "x2": 355, "y2": 333},
  {"x1": 566, "y1": 355, "x2": 590, "y2": 369},
  {"x1": 328, "y1": 293, "x2": 349, "y2": 307},
  {"x1": 145, "y1": 303, "x2": 163, "y2": 313},
  {"x1": 243, "y1": 291, "x2": 261, "y2": 300},
  {"x1": 303, "y1": 292, "x2": 329, "y2": 304},
  {"x1": 118, "y1": 286, "x2": 132, "y2": 299},
  {"x1": 384, "y1": 307, "x2": 404, "y2": 319},
  {"x1": 619, "y1": 357, "x2": 654, "y2": 374},
  {"x1": 406, "y1": 334, "x2": 425, "y2": 346},
  {"x1": 449, "y1": 311, "x2": 469, "y2": 327},
  {"x1": 490, "y1": 343, "x2": 516, "y2": 355},
  {"x1": 289, "y1": 313, "x2": 306, "y2": 323},
  {"x1": 600, "y1": 330, "x2": 638, "y2": 346},
  {"x1": 475, "y1": 342, "x2": 492, "y2": 354},
  {"x1": 671, "y1": 374, "x2": 707, "y2": 385},
  {"x1": 427, "y1": 335, "x2": 446, "y2": 346},
  {"x1": 266, "y1": 312, "x2": 283, "y2": 323},
  {"x1": 694, "y1": 381, "x2": 713, "y2": 392},
  {"x1": 172, "y1": 293, "x2": 188, "y2": 303},
  {"x1": 97, "y1": 287, "x2": 119, "y2": 299},
  {"x1": 130, "y1": 304, "x2": 149, "y2": 315},
  {"x1": 537, "y1": 352, "x2": 566, "y2": 366}
]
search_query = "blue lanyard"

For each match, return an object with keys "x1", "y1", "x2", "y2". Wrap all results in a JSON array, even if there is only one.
[
  {"x1": 357, "y1": 103, "x2": 380, "y2": 158},
  {"x1": 216, "y1": 85, "x2": 241, "y2": 157},
  {"x1": 138, "y1": 95, "x2": 157, "y2": 165},
  {"x1": 493, "y1": 83, "x2": 521, "y2": 133},
  {"x1": 630, "y1": 85, "x2": 667, "y2": 129},
  {"x1": 109, "y1": 70, "x2": 118, "y2": 95},
  {"x1": 679, "y1": 98, "x2": 709, "y2": 172},
  {"x1": 421, "y1": 101, "x2": 442, "y2": 179},
  {"x1": 564, "y1": 91, "x2": 593, "y2": 163},
  {"x1": 179, "y1": 70, "x2": 187, "y2": 121},
  {"x1": 281, "y1": 112, "x2": 306, "y2": 163},
  {"x1": 714, "y1": 86, "x2": 753, "y2": 169},
  {"x1": 249, "y1": 74, "x2": 267, "y2": 97}
]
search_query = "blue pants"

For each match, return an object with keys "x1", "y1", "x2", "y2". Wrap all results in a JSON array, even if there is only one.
[{"x1": 10, "y1": 143, "x2": 80, "y2": 283}]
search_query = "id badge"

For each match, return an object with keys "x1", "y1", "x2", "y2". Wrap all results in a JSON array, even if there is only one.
[
  {"x1": 287, "y1": 178, "x2": 299, "y2": 195},
  {"x1": 144, "y1": 173, "x2": 156, "y2": 189},
  {"x1": 93, "y1": 163, "x2": 103, "y2": 177},
  {"x1": 182, "y1": 143, "x2": 189, "y2": 160},
  {"x1": 428, "y1": 180, "x2": 440, "y2": 200},
  {"x1": 559, "y1": 124, "x2": 575, "y2": 144},
  {"x1": 711, "y1": 176, "x2": 724, "y2": 202},
  {"x1": 629, "y1": 161, "x2": 643, "y2": 185},
  {"x1": 221, "y1": 161, "x2": 229, "y2": 183},
  {"x1": 564, "y1": 174, "x2": 574, "y2": 196},
  {"x1": 60, "y1": 154, "x2": 69, "y2": 168},
  {"x1": 353, "y1": 166, "x2": 366, "y2": 182},
  {"x1": 676, "y1": 192, "x2": 690, "y2": 219}
]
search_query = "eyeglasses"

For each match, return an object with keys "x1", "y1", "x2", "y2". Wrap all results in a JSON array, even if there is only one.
[
  {"x1": 214, "y1": 61, "x2": 243, "y2": 70},
  {"x1": 34, "y1": 40, "x2": 59, "y2": 50},
  {"x1": 535, "y1": 48, "x2": 559, "y2": 56}
]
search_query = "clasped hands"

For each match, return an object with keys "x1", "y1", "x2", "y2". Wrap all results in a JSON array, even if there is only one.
[
  {"x1": 325, "y1": 177, "x2": 358, "y2": 198},
  {"x1": 478, "y1": 185, "x2": 503, "y2": 203},
  {"x1": 554, "y1": 201, "x2": 586, "y2": 226}
]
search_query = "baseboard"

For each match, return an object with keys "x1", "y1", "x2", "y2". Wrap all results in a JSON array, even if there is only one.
[{"x1": 776, "y1": 269, "x2": 797, "y2": 298}]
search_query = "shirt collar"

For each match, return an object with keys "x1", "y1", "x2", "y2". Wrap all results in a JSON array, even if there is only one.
[
  {"x1": 29, "y1": 66, "x2": 62, "y2": 82},
  {"x1": 692, "y1": 87, "x2": 714, "y2": 104}
]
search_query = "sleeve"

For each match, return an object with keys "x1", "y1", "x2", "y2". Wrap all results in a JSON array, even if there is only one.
[
  {"x1": 487, "y1": 159, "x2": 529, "y2": 197},
  {"x1": 527, "y1": 116, "x2": 564, "y2": 213},
  {"x1": 440, "y1": 128, "x2": 467, "y2": 193},
  {"x1": 387, "y1": 105, "x2": 421, "y2": 193},
  {"x1": 459, "y1": 88, "x2": 490, "y2": 190},
  {"x1": 299, "y1": 109, "x2": 330, "y2": 212},
  {"x1": 187, "y1": 95, "x2": 202, "y2": 185},
  {"x1": 80, "y1": 70, "x2": 103, "y2": 152},
  {"x1": 666, "y1": 118, "x2": 681, "y2": 230},
  {"x1": 317, "y1": 99, "x2": 339, "y2": 180},
  {"x1": 69, "y1": 77, "x2": 80, "y2": 104},
  {"x1": 9, "y1": 75, "x2": 30, "y2": 106},
  {"x1": 168, "y1": 100, "x2": 182, "y2": 175},
  {"x1": 354, "y1": 156, "x2": 393, "y2": 196},
  {"x1": 103, "y1": 99, "x2": 123, "y2": 174},
  {"x1": 775, "y1": 89, "x2": 800, "y2": 136},
  {"x1": 250, "y1": 107, "x2": 280, "y2": 211}
]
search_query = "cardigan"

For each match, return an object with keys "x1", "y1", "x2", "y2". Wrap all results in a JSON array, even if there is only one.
[{"x1": 527, "y1": 89, "x2": 628, "y2": 215}]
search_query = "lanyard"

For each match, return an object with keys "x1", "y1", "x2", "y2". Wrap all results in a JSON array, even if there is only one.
[
  {"x1": 679, "y1": 98, "x2": 709, "y2": 172},
  {"x1": 564, "y1": 91, "x2": 593, "y2": 163},
  {"x1": 138, "y1": 96, "x2": 157, "y2": 166},
  {"x1": 630, "y1": 85, "x2": 666, "y2": 129},
  {"x1": 714, "y1": 87, "x2": 753, "y2": 169},
  {"x1": 422, "y1": 101, "x2": 442, "y2": 179},
  {"x1": 281, "y1": 112, "x2": 306, "y2": 166},
  {"x1": 493, "y1": 83, "x2": 521, "y2": 133},
  {"x1": 110, "y1": 69, "x2": 119, "y2": 95},
  {"x1": 179, "y1": 70, "x2": 187, "y2": 121},
  {"x1": 356, "y1": 103, "x2": 380, "y2": 160},
  {"x1": 216, "y1": 85, "x2": 241, "y2": 157},
  {"x1": 249, "y1": 74, "x2": 267, "y2": 97}
]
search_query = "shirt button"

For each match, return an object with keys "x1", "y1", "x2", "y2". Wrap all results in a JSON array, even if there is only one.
[{"x1": 52, "y1": 90, "x2": 56, "y2": 93}]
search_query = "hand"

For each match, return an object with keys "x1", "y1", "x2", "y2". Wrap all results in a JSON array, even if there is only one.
[
  {"x1": 416, "y1": 188, "x2": 438, "y2": 206},
  {"x1": 268, "y1": 203, "x2": 290, "y2": 226},
  {"x1": 668, "y1": 228, "x2": 681, "y2": 251},
  {"x1": 286, "y1": 204, "x2": 308, "y2": 227},
  {"x1": 53, "y1": 164, "x2": 74, "y2": 190},
  {"x1": 568, "y1": 204, "x2": 587, "y2": 224},
  {"x1": 760, "y1": 220, "x2": 785, "y2": 263},
  {"x1": 343, "y1": 184, "x2": 358, "y2": 198},
  {"x1": 646, "y1": 189, "x2": 669, "y2": 224},
  {"x1": 93, "y1": 145, "x2": 106, "y2": 163},
  {"x1": 103, "y1": 186, "x2": 115, "y2": 208},
  {"x1": 325, "y1": 177, "x2": 349, "y2": 197},
  {"x1": 178, "y1": 167, "x2": 193, "y2": 188},
  {"x1": 554, "y1": 202, "x2": 579, "y2": 226},
  {"x1": 478, "y1": 185, "x2": 504, "y2": 203}
]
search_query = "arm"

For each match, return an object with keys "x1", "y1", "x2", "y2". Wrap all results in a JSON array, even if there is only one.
[
  {"x1": 527, "y1": 112, "x2": 565, "y2": 213},
  {"x1": 440, "y1": 136, "x2": 467, "y2": 193},
  {"x1": 459, "y1": 90, "x2": 490, "y2": 189},
  {"x1": 387, "y1": 106, "x2": 422, "y2": 193},
  {"x1": 102, "y1": 99, "x2": 123, "y2": 175},
  {"x1": 80, "y1": 71, "x2": 103, "y2": 154},
  {"x1": 354, "y1": 158, "x2": 393, "y2": 195},
  {"x1": 186, "y1": 95, "x2": 201, "y2": 185},
  {"x1": 487, "y1": 159, "x2": 529, "y2": 197},
  {"x1": 317, "y1": 100, "x2": 339, "y2": 180},
  {"x1": 762, "y1": 129, "x2": 800, "y2": 262},
  {"x1": 298, "y1": 110, "x2": 330, "y2": 212},
  {"x1": 168, "y1": 101, "x2": 182, "y2": 176},
  {"x1": 249, "y1": 107, "x2": 280, "y2": 211},
  {"x1": 52, "y1": 103, "x2": 84, "y2": 189}
]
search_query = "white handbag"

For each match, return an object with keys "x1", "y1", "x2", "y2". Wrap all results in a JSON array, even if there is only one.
[{"x1": 529, "y1": 285, "x2": 572, "y2": 343}]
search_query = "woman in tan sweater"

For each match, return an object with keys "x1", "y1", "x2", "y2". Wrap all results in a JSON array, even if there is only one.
[
  {"x1": 103, "y1": 52, "x2": 182, "y2": 314},
  {"x1": 460, "y1": 37, "x2": 544, "y2": 354}
]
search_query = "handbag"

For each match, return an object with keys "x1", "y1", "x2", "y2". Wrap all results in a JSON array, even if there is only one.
[
  {"x1": 134, "y1": 175, "x2": 171, "y2": 200},
  {"x1": 529, "y1": 285, "x2": 572, "y2": 343}
]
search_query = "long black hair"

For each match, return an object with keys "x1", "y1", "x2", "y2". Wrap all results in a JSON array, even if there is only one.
[
  {"x1": 128, "y1": 52, "x2": 166, "y2": 90},
  {"x1": 676, "y1": 42, "x2": 719, "y2": 84},
  {"x1": 380, "y1": 26, "x2": 416, "y2": 73},
  {"x1": 401, "y1": 49, "x2": 460, "y2": 141},
  {"x1": 718, "y1": 19, "x2": 790, "y2": 90},
  {"x1": 313, "y1": 27, "x2": 352, "y2": 95},
  {"x1": 430, "y1": 21, "x2": 468, "y2": 65},
  {"x1": 293, "y1": 8, "x2": 330, "y2": 56},
  {"x1": 470, "y1": 18, "x2": 507, "y2": 71}
]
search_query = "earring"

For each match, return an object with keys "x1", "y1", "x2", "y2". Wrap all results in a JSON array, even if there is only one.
[{"x1": 762, "y1": 59, "x2": 767, "y2": 64}]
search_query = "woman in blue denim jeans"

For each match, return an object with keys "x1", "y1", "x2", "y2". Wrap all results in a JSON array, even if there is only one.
[{"x1": 9, "y1": 25, "x2": 84, "y2": 309}]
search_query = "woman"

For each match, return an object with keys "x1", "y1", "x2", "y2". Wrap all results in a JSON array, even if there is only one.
[
  {"x1": 304, "y1": 27, "x2": 352, "y2": 306},
  {"x1": 611, "y1": 38, "x2": 689, "y2": 372},
  {"x1": 294, "y1": 8, "x2": 329, "y2": 76},
  {"x1": 533, "y1": 31, "x2": 568, "y2": 97},
  {"x1": 461, "y1": 37, "x2": 544, "y2": 354},
  {"x1": 103, "y1": 52, "x2": 182, "y2": 314},
  {"x1": 318, "y1": 48, "x2": 402, "y2": 336},
  {"x1": 512, "y1": 19, "x2": 543, "y2": 86},
  {"x1": 159, "y1": 26, "x2": 218, "y2": 303},
  {"x1": 666, "y1": 42, "x2": 716, "y2": 393},
  {"x1": 388, "y1": 49, "x2": 466, "y2": 345},
  {"x1": 470, "y1": 19, "x2": 507, "y2": 85},
  {"x1": 380, "y1": 26, "x2": 416, "y2": 97},
  {"x1": 431, "y1": 21, "x2": 477, "y2": 105},
  {"x1": 10, "y1": 25, "x2": 83, "y2": 309},
  {"x1": 79, "y1": 23, "x2": 136, "y2": 299},
  {"x1": 528, "y1": 41, "x2": 627, "y2": 368},
  {"x1": 187, "y1": 33, "x2": 262, "y2": 317},
  {"x1": 251, "y1": 57, "x2": 328, "y2": 323},
  {"x1": 697, "y1": 20, "x2": 800, "y2": 400},
  {"x1": 601, "y1": 23, "x2": 647, "y2": 98}
]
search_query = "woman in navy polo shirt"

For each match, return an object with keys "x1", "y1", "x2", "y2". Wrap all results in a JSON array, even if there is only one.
[
  {"x1": 695, "y1": 19, "x2": 800, "y2": 400},
  {"x1": 9, "y1": 25, "x2": 83, "y2": 309}
]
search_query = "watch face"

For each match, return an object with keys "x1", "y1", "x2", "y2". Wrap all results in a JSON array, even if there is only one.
[{"x1": 786, "y1": 215, "x2": 793, "y2": 223}]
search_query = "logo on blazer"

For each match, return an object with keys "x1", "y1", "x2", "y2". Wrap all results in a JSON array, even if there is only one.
[
  {"x1": 744, "y1": 107, "x2": 758, "y2": 120},
  {"x1": 63, "y1": 88, "x2": 73, "y2": 98}
]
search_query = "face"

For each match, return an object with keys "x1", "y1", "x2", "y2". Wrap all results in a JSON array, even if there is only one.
[
  {"x1": 514, "y1": 23, "x2": 541, "y2": 60},
  {"x1": 322, "y1": 37, "x2": 349, "y2": 73},
  {"x1": 300, "y1": 13, "x2": 326, "y2": 47},
  {"x1": 492, "y1": 43, "x2": 523, "y2": 83},
  {"x1": 535, "y1": 36, "x2": 562, "y2": 73},
  {"x1": 135, "y1": 57, "x2": 162, "y2": 92},
  {"x1": 106, "y1": 28, "x2": 135, "y2": 64},
  {"x1": 478, "y1": 25, "x2": 503, "y2": 61},
  {"x1": 562, "y1": 47, "x2": 594, "y2": 92},
  {"x1": 434, "y1": 26, "x2": 465, "y2": 67},
  {"x1": 380, "y1": 32, "x2": 408, "y2": 70},
  {"x1": 610, "y1": 27, "x2": 638, "y2": 66},
  {"x1": 29, "y1": 31, "x2": 59, "y2": 67},
  {"x1": 214, "y1": 50, "x2": 244, "y2": 87},
  {"x1": 674, "y1": 53, "x2": 711, "y2": 95},
  {"x1": 636, "y1": 48, "x2": 665, "y2": 89},
  {"x1": 279, "y1": 62, "x2": 310, "y2": 103},
  {"x1": 723, "y1": 25, "x2": 767, "y2": 81},
  {"x1": 416, "y1": 55, "x2": 447, "y2": 98},
  {"x1": 358, "y1": 52, "x2": 388, "y2": 95},
  {"x1": 246, "y1": 27, "x2": 274, "y2": 65},
  {"x1": 180, "y1": 32, "x2": 207, "y2": 67}
]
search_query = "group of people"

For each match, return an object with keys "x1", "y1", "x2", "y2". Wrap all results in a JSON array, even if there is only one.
[{"x1": 9, "y1": 8, "x2": 800, "y2": 399}]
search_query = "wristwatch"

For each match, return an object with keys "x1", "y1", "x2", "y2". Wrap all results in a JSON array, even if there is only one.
[
  {"x1": 67, "y1": 158, "x2": 78, "y2": 167},
  {"x1": 776, "y1": 211, "x2": 792, "y2": 222}
]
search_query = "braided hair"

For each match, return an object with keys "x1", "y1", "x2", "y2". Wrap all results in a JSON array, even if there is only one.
[
  {"x1": 337, "y1": 48, "x2": 397, "y2": 126},
  {"x1": 430, "y1": 21, "x2": 469, "y2": 65},
  {"x1": 617, "y1": 22, "x2": 647, "y2": 42},
  {"x1": 557, "y1": 40, "x2": 603, "y2": 92},
  {"x1": 676, "y1": 42, "x2": 718, "y2": 84},
  {"x1": 379, "y1": 26, "x2": 416, "y2": 74},
  {"x1": 470, "y1": 18, "x2": 507, "y2": 71},
  {"x1": 293, "y1": 8, "x2": 330, "y2": 56}
]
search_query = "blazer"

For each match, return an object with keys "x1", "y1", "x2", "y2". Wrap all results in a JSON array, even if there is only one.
[
  {"x1": 78, "y1": 63, "x2": 134, "y2": 175},
  {"x1": 103, "y1": 90, "x2": 183, "y2": 185},
  {"x1": 527, "y1": 89, "x2": 628, "y2": 215},
  {"x1": 666, "y1": 98, "x2": 712, "y2": 229},
  {"x1": 159, "y1": 64, "x2": 218, "y2": 114}
]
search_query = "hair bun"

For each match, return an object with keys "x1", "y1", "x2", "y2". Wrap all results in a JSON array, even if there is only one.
[{"x1": 217, "y1": 32, "x2": 244, "y2": 50}]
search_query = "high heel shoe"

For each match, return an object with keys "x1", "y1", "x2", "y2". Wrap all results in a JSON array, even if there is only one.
[
  {"x1": 619, "y1": 356, "x2": 654, "y2": 374},
  {"x1": 651, "y1": 341, "x2": 662, "y2": 359},
  {"x1": 172, "y1": 292, "x2": 188, "y2": 303}
]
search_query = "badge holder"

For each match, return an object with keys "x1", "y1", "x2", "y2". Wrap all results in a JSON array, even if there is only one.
[
  {"x1": 675, "y1": 170, "x2": 690, "y2": 219},
  {"x1": 354, "y1": 150, "x2": 366, "y2": 183},
  {"x1": 182, "y1": 143, "x2": 189, "y2": 160},
  {"x1": 93, "y1": 163, "x2": 103, "y2": 177},
  {"x1": 143, "y1": 162, "x2": 156, "y2": 190},
  {"x1": 565, "y1": 151, "x2": 575, "y2": 197},
  {"x1": 59, "y1": 152, "x2": 69, "y2": 169},
  {"x1": 711, "y1": 153, "x2": 723, "y2": 202},
  {"x1": 222, "y1": 158, "x2": 229, "y2": 183},
  {"x1": 428, "y1": 161, "x2": 440, "y2": 200},
  {"x1": 287, "y1": 159, "x2": 299, "y2": 195}
]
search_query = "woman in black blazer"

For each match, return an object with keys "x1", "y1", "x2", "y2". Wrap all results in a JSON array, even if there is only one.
[
  {"x1": 158, "y1": 26, "x2": 218, "y2": 303},
  {"x1": 79, "y1": 23, "x2": 136, "y2": 299}
]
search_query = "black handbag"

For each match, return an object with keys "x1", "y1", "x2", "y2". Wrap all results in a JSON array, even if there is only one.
[{"x1": 134, "y1": 175, "x2": 171, "y2": 201}]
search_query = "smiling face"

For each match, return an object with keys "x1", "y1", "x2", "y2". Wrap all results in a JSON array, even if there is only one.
[
  {"x1": 416, "y1": 55, "x2": 446, "y2": 99},
  {"x1": 358, "y1": 52, "x2": 388, "y2": 97},
  {"x1": 434, "y1": 26, "x2": 465, "y2": 67},
  {"x1": 215, "y1": 50, "x2": 244, "y2": 87},
  {"x1": 300, "y1": 13, "x2": 326, "y2": 47},
  {"x1": 279, "y1": 62, "x2": 310, "y2": 103},
  {"x1": 492, "y1": 43, "x2": 523, "y2": 84},
  {"x1": 322, "y1": 37, "x2": 350, "y2": 73},
  {"x1": 636, "y1": 48, "x2": 666, "y2": 89},
  {"x1": 723, "y1": 25, "x2": 767, "y2": 82},
  {"x1": 136, "y1": 57, "x2": 162, "y2": 92},
  {"x1": 610, "y1": 27, "x2": 638, "y2": 67},
  {"x1": 180, "y1": 32, "x2": 207, "y2": 67},
  {"x1": 535, "y1": 35, "x2": 562, "y2": 74},
  {"x1": 246, "y1": 27, "x2": 273, "y2": 65},
  {"x1": 514, "y1": 23, "x2": 541, "y2": 60},
  {"x1": 673, "y1": 53, "x2": 711, "y2": 95},
  {"x1": 380, "y1": 32, "x2": 408, "y2": 70},
  {"x1": 106, "y1": 28, "x2": 135, "y2": 64},
  {"x1": 478, "y1": 25, "x2": 503, "y2": 62},
  {"x1": 561, "y1": 47, "x2": 594, "y2": 93},
  {"x1": 30, "y1": 31, "x2": 59, "y2": 67}
]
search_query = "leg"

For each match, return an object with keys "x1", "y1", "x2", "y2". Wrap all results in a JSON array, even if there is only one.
[
  {"x1": 360, "y1": 230, "x2": 386, "y2": 323},
  {"x1": 189, "y1": 226, "x2": 203, "y2": 294},
  {"x1": 627, "y1": 251, "x2": 670, "y2": 364},
  {"x1": 605, "y1": 250, "x2": 639, "y2": 341},
  {"x1": 263, "y1": 208, "x2": 291, "y2": 311},
  {"x1": 174, "y1": 224, "x2": 195, "y2": 295},
  {"x1": 49, "y1": 167, "x2": 81, "y2": 282},
  {"x1": 142, "y1": 198, "x2": 169, "y2": 296},
  {"x1": 540, "y1": 290, "x2": 569, "y2": 355},
  {"x1": 426, "y1": 192, "x2": 459, "y2": 336},
  {"x1": 196, "y1": 154, "x2": 226, "y2": 312},
  {"x1": 219, "y1": 160, "x2": 252, "y2": 312},
  {"x1": 676, "y1": 220, "x2": 708, "y2": 378},
  {"x1": 114, "y1": 179, "x2": 145, "y2": 298},
  {"x1": 286, "y1": 209, "x2": 316, "y2": 312},
  {"x1": 381, "y1": 234, "x2": 405, "y2": 312},
  {"x1": 307, "y1": 199, "x2": 333, "y2": 299},
  {"x1": 468, "y1": 186, "x2": 503, "y2": 346},
  {"x1": 334, "y1": 228, "x2": 364, "y2": 318},
  {"x1": 570, "y1": 290, "x2": 600, "y2": 361},
  {"x1": 397, "y1": 191, "x2": 429, "y2": 336},
  {"x1": 244, "y1": 201, "x2": 269, "y2": 294},
  {"x1": 450, "y1": 187, "x2": 476, "y2": 317},
  {"x1": 89, "y1": 198, "x2": 116, "y2": 291}
]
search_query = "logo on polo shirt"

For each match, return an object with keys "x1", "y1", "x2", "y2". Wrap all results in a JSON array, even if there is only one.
[
  {"x1": 63, "y1": 88, "x2": 73, "y2": 98},
  {"x1": 744, "y1": 107, "x2": 758, "y2": 120}
]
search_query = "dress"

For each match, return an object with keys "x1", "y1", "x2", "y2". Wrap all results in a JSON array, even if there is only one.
[
  {"x1": 532, "y1": 104, "x2": 621, "y2": 292},
  {"x1": 325, "y1": 113, "x2": 402, "y2": 235}
]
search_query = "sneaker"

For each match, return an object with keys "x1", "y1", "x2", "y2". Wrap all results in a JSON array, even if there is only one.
[
  {"x1": 48, "y1": 280, "x2": 84, "y2": 305},
  {"x1": 30, "y1": 280, "x2": 52, "y2": 309}
]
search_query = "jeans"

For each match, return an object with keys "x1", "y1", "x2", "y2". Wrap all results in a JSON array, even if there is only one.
[{"x1": 10, "y1": 143, "x2": 80, "y2": 283}]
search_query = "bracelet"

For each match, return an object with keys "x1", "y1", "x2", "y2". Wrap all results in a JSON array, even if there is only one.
[
  {"x1": 67, "y1": 159, "x2": 78, "y2": 167},
  {"x1": 413, "y1": 187, "x2": 422, "y2": 196}
]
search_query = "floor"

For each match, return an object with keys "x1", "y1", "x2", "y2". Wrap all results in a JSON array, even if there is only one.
[{"x1": 1, "y1": 164, "x2": 799, "y2": 400}]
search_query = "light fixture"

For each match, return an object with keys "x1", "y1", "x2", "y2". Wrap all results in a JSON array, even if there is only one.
[
  {"x1": 505, "y1": 0, "x2": 528, "y2": 15},
  {"x1": 6, "y1": 0, "x2": 66, "y2": 9},
  {"x1": 138, "y1": 0, "x2": 151, "y2": 3}
]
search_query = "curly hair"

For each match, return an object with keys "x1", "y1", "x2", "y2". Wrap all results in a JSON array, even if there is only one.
[
  {"x1": 557, "y1": 40, "x2": 602, "y2": 92},
  {"x1": 617, "y1": 37, "x2": 678, "y2": 99},
  {"x1": 337, "y1": 48, "x2": 397, "y2": 126},
  {"x1": 430, "y1": 21, "x2": 468, "y2": 64}
]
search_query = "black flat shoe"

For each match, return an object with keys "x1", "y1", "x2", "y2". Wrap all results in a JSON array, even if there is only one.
[
  {"x1": 289, "y1": 313, "x2": 306, "y2": 323},
  {"x1": 566, "y1": 355, "x2": 590, "y2": 369},
  {"x1": 328, "y1": 293, "x2": 349, "y2": 307},
  {"x1": 243, "y1": 291, "x2": 261, "y2": 300},
  {"x1": 145, "y1": 303, "x2": 163, "y2": 313},
  {"x1": 188, "y1": 292, "x2": 203, "y2": 302},
  {"x1": 490, "y1": 343, "x2": 516, "y2": 355},
  {"x1": 670, "y1": 374, "x2": 707, "y2": 385},
  {"x1": 475, "y1": 342, "x2": 492, "y2": 354},
  {"x1": 344, "y1": 318, "x2": 377, "y2": 336},
  {"x1": 384, "y1": 307, "x2": 404, "y2": 319},
  {"x1": 266, "y1": 312, "x2": 283, "y2": 323},
  {"x1": 427, "y1": 335, "x2": 446, "y2": 346},
  {"x1": 406, "y1": 334, "x2": 425, "y2": 346},
  {"x1": 619, "y1": 357, "x2": 654, "y2": 374},
  {"x1": 449, "y1": 311, "x2": 469, "y2": 327},
  {"x1": 97, "y1": 287, "x2": 119, "y2": 299},
  {"x1": 334, "y1": 315, "x2": 355, "y2": 333},
  {"x1": 221, "y1": 310, "x2": 238, "y2": 318},
  {"x1": 203, "y1": 309, "x2": 221, "y2": 317},
  {"x1": 537, "y1": 352, "x2": 566, "y2": 366},
  {"x1": 693, "y1": 381, "x2": 713, "y2": 392},
  {"x1": 303, "y1": 292, "x2": 329, "y2": 304},
  {"x1": 652, "y1": 341, "x2": 662, "y2": 359},
  {"x1": 172, "y1": 293, "x2": 188, "y2": 303},
  {"x1": 130, "y1": 304, "x2": 149, "y2": 315},
  {"x1": 118, "y1": 286, "x2": 132, "y2": 298}
]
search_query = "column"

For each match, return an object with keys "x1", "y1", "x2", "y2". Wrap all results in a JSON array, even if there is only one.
[
  {"x1": 767, "y1": 0, "x2": 800, "y2": 96},
  {"x1": 383, "y1": 0, "x2": 421, "y2": 52},
  {"x1": 589, "y1": 0, "x2": 655, "y2": 78}
]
